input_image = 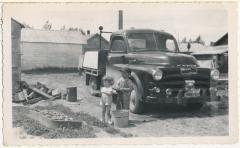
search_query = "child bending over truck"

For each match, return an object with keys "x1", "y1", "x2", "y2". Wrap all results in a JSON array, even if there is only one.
[{"x1": 100, "y1": 76, "x2": 117, "y2": 124}]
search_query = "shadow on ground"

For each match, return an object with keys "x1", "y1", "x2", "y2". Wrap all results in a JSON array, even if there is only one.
[{"x1": 129, "y1": 102, "x2": 228, "y2": 126}]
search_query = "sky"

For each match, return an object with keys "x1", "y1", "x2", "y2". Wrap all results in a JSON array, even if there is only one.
[{"x1": 7, "y1": 3, "x2": 228, "y2": 45}]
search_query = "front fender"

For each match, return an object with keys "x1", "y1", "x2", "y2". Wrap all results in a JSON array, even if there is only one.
[{"x1": 130, "y1": 72, "x2": 144, "y2": 101}]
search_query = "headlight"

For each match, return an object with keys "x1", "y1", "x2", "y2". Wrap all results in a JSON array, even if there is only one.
[
  {"x1": 152, "y1": 69, "x2": 163, "y2": 81},
  {"x1": 211, "y1": 69, "x2": 220, "y2": 80}
]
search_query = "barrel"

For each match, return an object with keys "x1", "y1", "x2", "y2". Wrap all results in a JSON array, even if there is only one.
[
  {"x1": 67, "y1": 87, "x2": 77, "y2": 102},
  {"x1": 112, "y1": 110, "x2": 129, "y2": 128}
]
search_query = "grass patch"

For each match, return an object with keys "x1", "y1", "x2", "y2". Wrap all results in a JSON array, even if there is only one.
[
  {"x1": 22, "y1": 67, "x2": 78, "y2": 74},
  {"x1": 13, "y1": 106, "x2": 96, "y2": 138},
  {"x1": 34, "y1": 104, "x2": 132, "y2": 137}
]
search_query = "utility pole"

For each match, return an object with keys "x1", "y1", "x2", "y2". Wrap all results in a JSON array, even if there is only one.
[{"x1": 99, "y1": 26, "x2": 112, "y2": 50}]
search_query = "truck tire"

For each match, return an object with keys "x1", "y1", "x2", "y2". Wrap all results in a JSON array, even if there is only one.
[
  {"x1": 130, "y1": 80, "x2": 144, "y2": 114},
  {"x1": 186, "y1": 103, "x2": 203, "y2": 110},
  {"x1": 86, "y1": 74, "x2": 90, "y2": 86},
  {"x1": 89, "y1": 76, "x2": 101, "y2": 90},
  {"x1": 78, "y1": 68, "x2": 83, "y2": 76}
]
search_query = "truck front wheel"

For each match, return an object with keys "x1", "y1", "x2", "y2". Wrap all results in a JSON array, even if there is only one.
[
  {"x1": 89, "y1": 76, "x2": 101, "y2": 90},
  {"x1": 130, "y1": 81, "x2": 144, "y2": 114},
  {"x1": 186, "y1": 103, "x2": 204, "y2": 110}
]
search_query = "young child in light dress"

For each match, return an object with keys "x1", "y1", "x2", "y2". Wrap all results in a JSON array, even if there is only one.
[{"x1": 100, "y1": 76, "x2": 117, "y2": 124}]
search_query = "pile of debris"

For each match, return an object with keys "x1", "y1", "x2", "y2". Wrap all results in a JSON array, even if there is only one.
[
  {"x1": 13, "y1": 81, "x2": 61, "y2": 105},
  {"x1": 27, "y1": 108, "x2": 83, "y2": 129},
  {"x1": 36, "y1": 109, "x2": 74, "y2": 121}
]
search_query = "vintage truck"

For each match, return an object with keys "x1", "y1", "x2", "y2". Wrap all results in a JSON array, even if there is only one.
[{"x1": 81, "y1": 28, "x2": 219, "y2": 114}]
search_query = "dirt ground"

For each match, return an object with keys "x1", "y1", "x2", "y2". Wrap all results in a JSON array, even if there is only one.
[{"x1": 15, "y1": 72, "x2": 229, "y2": 138}]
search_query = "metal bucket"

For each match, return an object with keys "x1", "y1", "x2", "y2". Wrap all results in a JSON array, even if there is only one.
[
  {"x1": 67, "y1": 87, "x2": 77, "y2": 102},
  {"x1": 112, "y1": 110, "x2": 129, "y2": 128}
]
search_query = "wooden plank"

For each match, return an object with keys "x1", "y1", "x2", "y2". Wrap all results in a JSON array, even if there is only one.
[
  {"x1": 23, "y1": 97, "x2": 43, "y2": 105},
  {"x1": 29, "y1": 86, "x2": 55, "y2": 100}
]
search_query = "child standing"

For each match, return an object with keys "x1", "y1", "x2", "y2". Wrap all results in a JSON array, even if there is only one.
[
  {"x1": 115, "y1": 68, "x2": 133, "y2": 110},
  {"x1": 100, "y1": 76, "x2": 117, "y2": 124}
]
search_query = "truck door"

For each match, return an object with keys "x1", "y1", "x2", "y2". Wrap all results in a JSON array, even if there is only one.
[
  {"x1": 106, "y1": 36, "x2": 128, "y2": 80},
  {"x1": 108, "y1": 36, "x2": 128, "y2": 65}
]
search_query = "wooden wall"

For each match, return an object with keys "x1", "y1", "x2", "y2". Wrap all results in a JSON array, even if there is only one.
[
  {"x1": 12, "y1": 19, "x2": 23, "y2": 96},
  {"x1": 21, "y1": 42, "x2": 83, "y2": 70},
  {"x1": 83, "y1": 35, "x2": 109, "y2": 53}
]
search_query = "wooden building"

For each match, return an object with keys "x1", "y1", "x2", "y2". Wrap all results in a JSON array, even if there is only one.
[
  {"x1": 12, "y1": 18, "x2": 24, "y2": 98},
  {"x1": 78, "y1": 33, "x2": 109, "y2": 71},
  {"x1": 192, "y1": 33, "x2": 228, "y2": 74},
  {"x1": 83, "y1": 33, "x2": 109, "y2": 53},
  {"x1": 21, "y1": 29, "x2": 87, "y2": 70},
  {"x1": 214, "y1": 33, "x2": 228, "y2": 46}
]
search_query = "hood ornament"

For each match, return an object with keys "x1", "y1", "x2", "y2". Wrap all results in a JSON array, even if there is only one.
[{"x1": 177, "y1": 64, "x2": 197, "y2": 74}]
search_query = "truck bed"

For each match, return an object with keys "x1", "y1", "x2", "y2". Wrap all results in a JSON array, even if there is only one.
[{"x1": 82, "y1": 50, "x2": 108, "y2": 76}]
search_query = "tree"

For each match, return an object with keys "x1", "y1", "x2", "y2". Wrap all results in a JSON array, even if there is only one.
[
  {"x1": 68, "y1": 27, "x2": 78, "y2": 31},
  {"x1": 194, "y1": 35, "x2": 205, "y2": 45},
  {"x1": 195, "y1": 35, "x2": 201, "y2": 43},
  {"x1": 181, "y1": 37, "x2": 187, "y2": 43},
  {"x1": 60, "y1": 25, "x2": 66, "y2": 30},
  {"x1": 78, "y1": 28, "x2": 86, "y2": 35},
  {"x1": 188, "y1": 38, "x2": 192, "y2": 43},
  {"x1": 42, "y1": 20, "x2": 52, "y2": 30}
]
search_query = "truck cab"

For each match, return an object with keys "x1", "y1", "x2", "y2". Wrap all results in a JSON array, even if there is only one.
[{"x1": 83, "y1": 29, "x2": 219, "y2": 114}]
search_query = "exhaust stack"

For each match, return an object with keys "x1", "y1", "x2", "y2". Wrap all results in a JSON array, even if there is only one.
[{"x1": 119, "y1": 10, "x2": 123, "y2": 30}]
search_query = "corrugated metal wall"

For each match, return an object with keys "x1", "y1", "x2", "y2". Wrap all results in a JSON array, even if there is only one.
[{"x1": 21, "y1": 42, "x2": 83, "y2": 70}]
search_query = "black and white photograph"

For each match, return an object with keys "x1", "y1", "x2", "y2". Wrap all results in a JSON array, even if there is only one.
[{"x1": 2, "y1": 1, "x2": 238, "y2": 145}]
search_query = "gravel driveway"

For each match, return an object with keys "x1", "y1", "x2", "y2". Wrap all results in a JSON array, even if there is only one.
[{"x1": 20, "y1": 72, "x2": 229, "y2": 137}]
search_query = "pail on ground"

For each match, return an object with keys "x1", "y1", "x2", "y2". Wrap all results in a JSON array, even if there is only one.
[
  {"x1": 67, "y1": 87, "x2": 77, "y2": 102},
  {"x1": 112, "y1": 110, "x2": 129, "y2": 128}
]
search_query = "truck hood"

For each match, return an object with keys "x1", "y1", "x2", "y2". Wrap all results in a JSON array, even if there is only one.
[{"x1": 126, "y1": 51, "x2": 198, "y2": 67}]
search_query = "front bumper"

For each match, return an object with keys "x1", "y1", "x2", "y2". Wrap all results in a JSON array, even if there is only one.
[{"x1": 145, "y1": 87, "x2": 214, "y2": 105}]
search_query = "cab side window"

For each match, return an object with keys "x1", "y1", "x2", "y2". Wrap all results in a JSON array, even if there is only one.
[{"x1": 110, "y1": 37, "x2": 127, "y2": 52}]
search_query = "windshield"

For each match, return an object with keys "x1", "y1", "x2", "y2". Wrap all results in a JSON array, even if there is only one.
[{"x1": 127, "y1": 32, "x2": 177, "y2": 52}]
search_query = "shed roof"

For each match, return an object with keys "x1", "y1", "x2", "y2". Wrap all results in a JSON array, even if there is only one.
[
  {"x1": 214, "y1": 33, "x2": 228, "y2": 46},
  {"x1": 86, "y1": 33, "x2": 109, "y2": 44},
  {"x1": 11, "y1": 18, "x2": 25, "y2": 28},
  {"x1": 191, "y1": 45, "x2": 228, "y2": 55},
  {"x1": 21, "y1": 29, "x2": 87, "y2": 44}
]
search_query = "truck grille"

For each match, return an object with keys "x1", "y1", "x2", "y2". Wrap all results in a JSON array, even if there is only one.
[
  {"x1": 160, "y1": 70, "x2": 210, "y2": 89},
  {"x1": 180, "y1": 67, "x2": 197, "y2": 74}
]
